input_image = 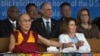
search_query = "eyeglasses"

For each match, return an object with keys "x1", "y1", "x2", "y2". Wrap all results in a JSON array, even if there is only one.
[{"x1": 81, "y1": 14, "x2": 88, "y2": 16}]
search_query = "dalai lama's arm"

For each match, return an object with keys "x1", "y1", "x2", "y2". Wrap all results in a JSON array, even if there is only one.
[
  {"x1": 38, "y1": 34, "x2": 63, "y2": 48},
  {"x1": 9, "y1": 34, "x2": 16, "y2": 53}
]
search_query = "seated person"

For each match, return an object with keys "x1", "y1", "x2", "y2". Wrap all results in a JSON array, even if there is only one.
[
  {"x1": 0, "y1": 6, "x2": 19, "y2": 37},
  {"x1": 59, "y1": 19, "x2": 91, "y2": 53},
  {"x1": 76, "y1": 8, "x2": 100, "y2": 39},
  {"x1": 8, "y1": 13, "x2": 65, "y2": 53}
]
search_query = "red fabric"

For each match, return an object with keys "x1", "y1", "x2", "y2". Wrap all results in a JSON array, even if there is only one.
[
  {"x1": 32, "y1": 54, "x2": 38, "y2": 56},
  {"x1": 12, "y1": 30, "x2": 40, "y2": 53}
]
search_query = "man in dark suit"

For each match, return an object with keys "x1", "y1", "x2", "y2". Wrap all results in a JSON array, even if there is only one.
[
  {"x1": 31, "y1": 3, "x2": 59, "y2": 39},
  {"x1": 0, "y1": 6, "x2": 19, "y2": 37}
]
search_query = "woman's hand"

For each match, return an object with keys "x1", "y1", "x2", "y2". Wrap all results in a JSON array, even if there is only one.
[{"x1": 76, "y1": 40, "x2": 84, "y2": 49}]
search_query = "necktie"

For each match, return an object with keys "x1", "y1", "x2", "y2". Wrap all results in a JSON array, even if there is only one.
[{"x1": 46, "y1": 21, "x2": 50, "y2": 33}]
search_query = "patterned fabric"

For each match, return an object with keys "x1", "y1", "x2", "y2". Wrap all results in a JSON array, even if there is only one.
[
  {"x1": 12, "y1": 30, "x2": 40, "y2": 53},
  {"x1": 77, "y1": 24, "x2": 100, "y2": 39},
  {"x1": 1, "y1": 53, "x2": 99, "y2": 56}
]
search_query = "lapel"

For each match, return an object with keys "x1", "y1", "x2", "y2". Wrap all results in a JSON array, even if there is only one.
[
  {"x1": 64, "y1": 34, "x2": 72, "y2": 43},
  {"x1": 40, "y1": 19, "x2": 47, "y2": 32},
  {"x1": 6, "y1": 19, "x2": 13, "y2": 29},
  {"x1": 4, "y1": 19, "x2": 13, "y2": 32},
  {"x1": 75, "y1": 33, "x2": 81, "y2": 40},
  {"x1": 51, "y1": 20, "x2": 55, "y2": 33}
]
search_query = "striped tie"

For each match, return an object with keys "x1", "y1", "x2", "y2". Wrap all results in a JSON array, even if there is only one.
[{"x1": 46, "y1": 21, "x2": 50, "y2": 34}]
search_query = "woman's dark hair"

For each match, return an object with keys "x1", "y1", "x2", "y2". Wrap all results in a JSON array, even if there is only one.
[
  {"x1": 77, "y1": 8, "x2": 91, "y2": 25},
  {"x1": 60, "y1": 18, "x2": 76, "y2": 34}
]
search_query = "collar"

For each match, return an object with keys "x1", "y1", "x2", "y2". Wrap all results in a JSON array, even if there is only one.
[
  {"x1": 9, "y1": 19, "x2": 16, "y2": 24},
  {"x1": 42, "y1": 17, "x2": 51, "y2": 23}
]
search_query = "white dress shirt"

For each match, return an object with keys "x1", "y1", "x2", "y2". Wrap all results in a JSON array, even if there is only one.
[
  {"x1": 42, "y1": 17, "x2": 51, "y2": 31},
  {"x1": 9, "y1": 19, "x2": 16, "y2": 28}
]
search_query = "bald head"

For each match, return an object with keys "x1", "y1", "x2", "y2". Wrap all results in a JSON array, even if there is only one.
[
  {"x1": 40, "y1": 3, "x2": 52, "y2": 19},
  {"x1": 19, "y1": 13, "x2": 31, "y2": 21}
]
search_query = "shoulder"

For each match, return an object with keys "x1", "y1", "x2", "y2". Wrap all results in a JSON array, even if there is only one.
[
  {"x1": 0, "y1": 20, "x2": 3, "y2": 25},
  {"x1": 31, "y1": 31, "x2": 38, "y2": 35},
  {"x1": 77, "y1": 25, "x2": 82, "y2": 28},
  {"x1": 76, "y1": 33, "x2": 85, "y2": 36},
  {"x1": 59, "y1": 34, "x2": 69, "y2": 38},
  {"x1": 12, "y1": 30, "x2": 19, "y2": 35},
  {"x1": 91, "y1": 24, "x2": 98, "y2": 28},
  {"x1": 11, "y1": 30, "x2": 19, "y2": 38},
  {"x1": 31, "y1": 31, "x2": 39, "y2": 39},
  {"x1": 76, "y1": 25, "x2": 83, "y2": 32},
  {"x1": 91, "y1": 24, "x2": 99, "y2": 30},
  {"x1": 51, "y1": 18, "x2": 58, "y2": 22},
  {"x1": 51, "y1": 18, "x2": 59, "y2": 25},
  {"x1": 32, "y1": 18, "x2": 42, "y2": 26},
  {"x1": 76, "y1": 33, "x2": 86, "y2": 38},
  {"x1": 35, "y1": 18, "x2": 42, "y2": 21},
  {"x1": 2, "y1": 19, "x2": 10, "y2": 25},
  {"x1": 51, "y1": 18, "x2": 57, "y2": 21},
  {"x1": 59, "y1": 34, "x2": 70, "y2": 42},
  {"x1": 76, "y1": 33, "x2": 84, "y2": 35},
  {"x1": 91, "y1": 24, "x2": 97, "y2": 26},
  {"x1": 32, "y1": 18, "x2": 42, "y2": 23},
  {"x1": 2, "y1": 19, "x2": 9, "y2": 22}
]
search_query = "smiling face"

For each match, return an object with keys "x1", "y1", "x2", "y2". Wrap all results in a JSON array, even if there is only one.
[{"x1": 19, "y1": 14, "x2": 32, "y2": 31}]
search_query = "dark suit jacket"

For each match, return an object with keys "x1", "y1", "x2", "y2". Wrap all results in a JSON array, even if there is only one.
[
  {"x1": 0, "y1": 20, "x2": 4, "y2": 37},
  {"x1": 31, "y1": 18, "x2": 59, "y2": 39},
  {"x1": 0, "y1": 19, "x2": 18, "y2": 37},
  {"x1": 92, "y1": 17, "x2": 100, "y2": 30}
]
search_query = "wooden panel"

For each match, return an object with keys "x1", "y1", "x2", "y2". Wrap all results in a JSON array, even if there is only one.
[
  {"x1": 0, "y1": 37, "x2": 10, "y2": 52},
  {"x1": 87, "y1": 38, "x2": 100, "y2": 53}
]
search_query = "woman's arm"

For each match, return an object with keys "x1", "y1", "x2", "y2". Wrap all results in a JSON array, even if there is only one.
[
  {"x1": 38, "y1": 34, "x2": 62, "y2": 48},
  {"x1": 78, "y1": 33, "x2": 91, "y2": 52},
  {"x1": 59, "y1": 34, "x2": 74, "y2": 48},
  {"x1": 9, "y1": 34, "x2": 16, "y2": 53},
  {"x1": 75, "y1": 40, "x2": 84, "y2": 49}
]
